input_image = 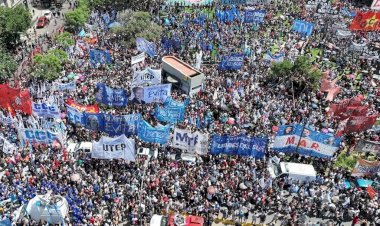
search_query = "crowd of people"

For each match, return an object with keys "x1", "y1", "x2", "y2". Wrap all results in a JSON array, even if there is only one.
[{"x1": 0, "y1": 0, "x2": 380, "y2": 225}]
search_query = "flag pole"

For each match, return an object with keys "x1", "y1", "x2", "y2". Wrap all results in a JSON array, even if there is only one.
[{"x1": 295, "y1": 119, "x2": 308, "y2": 154}]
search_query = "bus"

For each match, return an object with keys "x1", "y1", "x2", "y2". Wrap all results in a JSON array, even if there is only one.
[{"x1": 161, "y1": 56, "x2": 205, "y2": 96}]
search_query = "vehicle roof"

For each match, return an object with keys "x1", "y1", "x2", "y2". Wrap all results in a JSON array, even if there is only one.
[
  {"x1": 281, "y1": 162, "x2": 316, "y2": 176},
  {"x1": 162, "y1": 56, "x2": 200, "y2": 77}
]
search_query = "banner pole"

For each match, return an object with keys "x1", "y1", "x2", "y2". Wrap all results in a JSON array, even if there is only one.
[{"x1": 295, "y1": 119, "x2": 308, "y2": 154}]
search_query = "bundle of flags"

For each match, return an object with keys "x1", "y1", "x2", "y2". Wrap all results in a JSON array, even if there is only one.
[
  {"x1": 328, "y1": 94, "x2": 378, "y2": 135},
  {"x1": 320, "y1": 70, "x2": 341, "y2": 101}
]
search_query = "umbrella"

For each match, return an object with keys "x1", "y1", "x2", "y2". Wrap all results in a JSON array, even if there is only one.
[
  {"x1": 108, "y1": 22, "x2": 121, "y2": 28},
  {"x1": 68, "y1": 73, "x2": 76, "y2": 79},
  {"x1": 357, "y1": 179, "x2": 373, "y2": 188},
  {"x1": 70, "y1": 173, "x2": 81, "y2": 182},
  {"x1": 272, "y1": 126, "x2": 279, "y2": 132},
  {"x1": 207, "y1": 186, "x2": 216, "y2": 195},
  {"x1": 227, "y1": 117, "x2": 235, "y2": 125},
  {"x1": 82, "y1": 86, "x2": 88, "y2": 92},
  {"x1": 78, "y1": 29, "x2": 86, "y2": 37}
]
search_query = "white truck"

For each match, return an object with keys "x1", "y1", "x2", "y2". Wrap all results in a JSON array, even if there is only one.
[{"x1": 268, "y1": 162, "x2": 317, "y2": 182}]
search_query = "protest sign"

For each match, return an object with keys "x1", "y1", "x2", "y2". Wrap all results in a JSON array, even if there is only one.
[
  {"x1": 92, "y1": 135, "x2": 136, "y2": 161},
  {"x1": 66, "y1": 105, "x2": 84, "y2": 125},
  {"x1": 0, "y1": 136, "x2": 16, "y2": 154},
  {"x1": 352, "y1": 159, "x2": 380, "y2": 177},
  {"x1": 132, "y1": 68, "x2": 162, "y2": 87},
  {"x1": 292, "y1": 20, "x2": 314, "y2": 37},
  {"x1": 96, "y1": 83, "x2": 128, "y2": 107},
  {"x1": 172, "y1": 128, "x2": 209, "y2": 154},
  {"x1": 350, "y1": 12, "x2": 380, "y2": 31},
  {"x1": 18, "y1": 128, "x2": 62, "y2": 146},
  {"x1": 131, "y1": 52, "x2": 145, "y2": 65},
  {"x1": 136, "y1": 38, "x2": 157, "y2": 57},
  {"x1": 355, "y1": 140, "x2": 380, "y2": 154},
  {"x1": 210, "y1": 134, "x2": 268, "y2": 158},
  {"x1": 137, "y1": 120, "x2": 171, "y2": 144},
  {"x1": 219, "y1": 53, "x2": 245, "y2": 70},
  {"x1": 273, "y1": 124, "x2": 342, "y2": 158},
  {"x1": 32, "y1": 102, "x2": 60, "y2": 118},
  {"x1": 221, "y1": 0, "x2": 246, "y2": 4},
  {"x1": 52, "y1": 81, "x2": 76, "y2": 91},
  {"x1": 244, "y1": 10, "x2": 266, "y2": 23},
  {"x1": 130, "y1": 84, "x2": 172, "y2": 104}
]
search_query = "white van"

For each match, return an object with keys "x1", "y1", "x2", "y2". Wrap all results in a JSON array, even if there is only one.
[
  {"x1": 137, "y1": 148, "x2": 158, "y2": 159},
  {"x1": 67, "y1": 142, "x2": 93, "y2": 153},
  {"x1": 268, "y1": 162, "x2": 317, "y2": 182}
]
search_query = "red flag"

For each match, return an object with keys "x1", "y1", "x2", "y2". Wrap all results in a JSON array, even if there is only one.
[
  {"x1": 320, "y1": 79, "x2": 337, "y2": 92},
  {"x1": 328, "y1": 95, "x2": 364, "y2": 116},
  {"x1": 344, "y1": 115, "x2": 378, "y2": 133},
  {"x1": 336, "y1": 106, "x2": 369, "y2": 120},
  {"x1": 9, "y1": 89, "x2": 32, "y2": 115},
  {"x1": 367, "y1": 186, "x2": 376, "y2": 199},
  {"x1": 66, "y1": 98, "x2": 100, "y2": 113},
  {"x1": 349, "y1": 11, "x2": 380, "y2": 31}
]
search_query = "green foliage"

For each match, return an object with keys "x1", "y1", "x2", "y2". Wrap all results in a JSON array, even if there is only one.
[
  {"x1": 0, "y1": 46, "x2": 17, "y2": 83},
  {"x1": 64, "y1": 0, "x2": 90, "y2": 31},
  {"x1": 55, "y1": 31, "x2": 75, "y2": 47},
  {"x1": 110, "y1": 10, "x2": 162, "y2": 48},
  {"x1": 0, "y1": 5, "x2": 31, "y2": 47},
  {"x1": 335, "y1": 151, "x2": 358, "y2": 170},
  {"x1": 32, "y1": 50, "x2": 68, "y2": 81},
  {"x1": 269, "y1": 56, "x2": 322, "y2": 95}
]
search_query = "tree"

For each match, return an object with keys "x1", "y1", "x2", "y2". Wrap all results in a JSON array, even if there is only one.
[
  {"x1": 0, "y1": 5, "x2": 31, "y2": 47},
  {"x1": 110, "y1": 10, "x2": 162, "y2": 48},
  {"x1": 64, "y1": 0, "x2": 90, "y2": 32},
  {"x1": 55, "y1": 31, "x2": 75, "y2": 48},
  {"x1": 269, "y1": 56, "x2": 322, "y2": 96},
  {"x1": 0, "y1": 46, "x2": 17, "y2": 83},
  {"x1": 32, "y1": 49, "x2": 68, "y2": 81}
]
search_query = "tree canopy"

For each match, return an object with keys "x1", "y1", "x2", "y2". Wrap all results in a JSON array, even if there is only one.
[
  {"x1": 55, "y1": 31, "x2": 75, "y2": 48},
  {"x1": 0, "y1": 46, "x2": 17, "y2": 83},
  {"x1": 64, "y1": 0, "x2": 90, "y2": 32},
  {"x1": 110, "y1": 11, "x2": 162, "y2": 48},
  {"x1": 0, "y1": 5, "x2": 31, "y2": 47},
  {"x1": 32, "y1": 49, "x2": 68, "y2": 82},
  {"x1": 269, "y1": 56, "x2": 322, "y2": 95}
]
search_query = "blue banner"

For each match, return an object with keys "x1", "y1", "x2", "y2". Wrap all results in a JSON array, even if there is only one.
[
  {"x1": 66, "y1": 105, "x2": 84, "y2": 125},
  {"x1": 155, "y1": 97, "x2": 187, "y2": 123},
  {"x1": 136, "y1": 38, "x2": 157, "y2": 58},
  {"x1": 244, "y1": 10, "x2": 266, "y2": 23},
  {"x1": 53, "y1": 81, "x2": 76, "y2": 91},
  {"x1": 263, "y1": 51, "x2": 285, "y2": 63},
  {"x1": 216, "y1": 7, "x2": 242, "y2": 23},
  {"x1": 96, "y1": 83, "x2": 128, "y2": 107},
  {"x1": 210, "y1": 134, "x2": 268, "y2": 158},
  {"x1": 89, "y1": 49, "x2": 112, "y2": 65},
  {"x1": 219, "y1": 53, "x2": 245, "y2": 70},
  {"x1": 32, "y1": 102, "x2": 60, "y2": 118},
  {"x1": 292, "y1": 20, "x2": 314, "y2": 37},
  {"x1": 221, "y1": 0, "x2": 247, "y2": 5},
  {"x1": 83, "y1": 113, "x2": 104, "y2": 131},
  {"x1": 18, "y1": 128, "x2": 62, "y2": 146},
  {"x1": 273, "y1": 124, "x2": 342, "y2": 158},
  {"x1": 137, "y1": 120, "x2": 171, "y2": 144}
]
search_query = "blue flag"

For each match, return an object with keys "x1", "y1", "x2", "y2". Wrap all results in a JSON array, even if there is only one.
[
  {"x1": 136, "y1": 38, "x2": 157, "y2": 58},
  {"x1": 137, "y1": 120, "x2": 171, "y2": 144},
  {"x1": 89, "y1": 49, "x2": 112, "y2": 65},
  {"x1": 96, "y1": 83, "x2": 128, "y2": 107},
  {"x1": 219, "y1": 53, "x2": 245, "y2": 70},
  {"x1": 292, "y1": 20, "x2": 314, "y2": 37}
]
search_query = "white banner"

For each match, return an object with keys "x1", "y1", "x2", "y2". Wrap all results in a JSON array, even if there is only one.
[
  {"x1": 172, "y1": 128, "x2": 209, "y2": 155},
  {"x1": 372, "y1": 0, "x2": 380, "y2": 10},
  {"x1": 336, "y1": 29, "x2": 352, "y2": 38},
  {"x1": 131, "y1": 52, "x2": 146, "y2": 65},
  {"x1": 130, "y1": 84, "x2": 171, "y2": 104},
  {"x1": 92, "y1": 135, "x2": 136, "y2": 161},
  {"x1": 351, "y1": 42, "x2": 367, "y2": 52},
  {"x1": 132, "y1": 68, "x2": 162, "y2": 87},
  {"x1": 0, "y1": 136, "x2": 16, "y2": 154}
]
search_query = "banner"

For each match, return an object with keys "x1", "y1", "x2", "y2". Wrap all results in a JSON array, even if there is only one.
[
  {"x1": 92, "y1": 135, "x2": 136, "y2": 161},
  {"x1": 155, "y1": 97, "x2": 187, "y2": 123},
  {"x1": 82, "y1": 113, "x2": 103, "y2": 131},
  {"x1": 131, "y1": 52, "x2": 146, "y2": 65},
  {"x1": 273, "y1": 124, "x2": 342, "y2": 158},
  {"x1": 136, "y1": 38, "x2": 157, "y2": 58},
  {"x1": 349, "y1": 12, "x2": 380, "y2": 31},
  {"x1": 336, "y1": 29, "x2": 352, "y2": 38},
  {"x1": 210, "y1": 134, "x2": 268, "y2": 158},
  {"x1": 263, "y1": 51, "x2": 285, "y2": 63},
  {"x1": 244, "y1": 10, "x2": 266, "y2": 23},
  {"x1": 172, "y1": 128, "x2": 209, "y2": 154},
  {"x1": 102, "y1": 114, "x2": 141, "y2": 136},
  {"x1": 221, "y1": 0, "x2": 246, "y2": 4},
  {"x1": 350, "y1": 42, "x2": 367, "y2": 52},
  {"x1": 247, "y1": 0, "x2": 271, "y2": 4},
  {"x1": 0, "y1": 136, "x2": 16, "y2": 154},
  {"x1": 18, "y1": 128, "x2": 62, "y2": 146},
  {"x1": 52, "y1": 81, "x2": 76, "y2": 91},
  {"x1": 32, "y1": 103, "x2": 60, "y2": 118},
  {"x1": 335, "y1": 106, "x2": 369, "y2": 120},
  {"x1": 328, "y1": 95, "x2": 364, "y2": 116},
  {"x1": 219, "y1": 53, "x2": 244, "y2": 70},
  {"x1": 89, "y1": 49, "x2": 112, "y2": 65},
  {"x1": 344, "y1": 115, "x2": 378, "y2": 133},
  {"x1": 352, "y1": 159, "x2": 380, "y2": 177},
  {"x1": 132, "y1": 68, "x2": 162, "y2": 87},
  {"x1": 355, "y1": 140, "x2": 380, "y2": 154},
  {"x1": 96, "y1": 83, "x2": 128, "y2": 107},
  {"x1": 292, "y1": 20, "x2": 314, "y2": 37},
  {"x1": 372, "y1": 0, "x2": 380, "y2": 10},
  {"x1": 66, "y1": 99, "x2": 100, "y2": 113},
  {"x1": 130, "y1": 84, "x2": 172, "y2": 104},
  {"x1": 66, "y1": 105, "x2": 84, "y2": 125},
  {"x1": 326, "y1": 87, "x2": 341, "y2": 101},
  {"x1": 137, "y1": 120, "x2": 171, "y2": 144},
  {"x1": 0, "y1": 85, "x2": 32, "y2": 115}
]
